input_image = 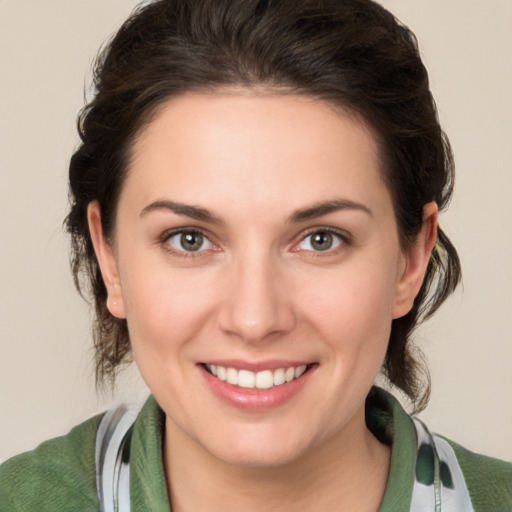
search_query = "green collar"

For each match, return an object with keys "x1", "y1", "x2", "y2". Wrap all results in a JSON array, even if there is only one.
[
  {"x1": 368, "y1": 388, "x2": 417, "y2": 511},
  {"x1": 130, "y1": 395, "x2": 171, "y2": 511},
  {"x1": 129, "y1": 389, "x2": 417, "y2": 511}
]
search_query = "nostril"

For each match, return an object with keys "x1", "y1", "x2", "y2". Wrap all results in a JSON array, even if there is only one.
[{"x1": 217, "y1": 295, "x2": 297, "y2": 343}]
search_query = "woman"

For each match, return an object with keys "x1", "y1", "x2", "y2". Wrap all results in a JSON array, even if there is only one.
[{"x1": 1, "y1": 0, "x2": 510, "y2": 511}]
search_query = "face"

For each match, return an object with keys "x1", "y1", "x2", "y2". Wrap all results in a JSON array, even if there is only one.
[{"x1": 90, "y1": 92, "x2": 434, "y2": 468}]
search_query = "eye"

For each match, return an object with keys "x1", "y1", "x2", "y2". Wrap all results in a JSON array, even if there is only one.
[
  {"x1": 297, "y1": 229, "x2": 345, "y2": 252},
  {"x1": 166, "y1": 230, "x2": 213, "y2": 253}
]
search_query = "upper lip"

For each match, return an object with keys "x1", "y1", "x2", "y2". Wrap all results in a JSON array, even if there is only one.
[{"x1": 200, "y1": 359, "x2": 315, "y2": 372}]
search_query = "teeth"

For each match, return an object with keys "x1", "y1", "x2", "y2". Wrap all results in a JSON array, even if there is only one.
[
  {"x1": 255, "y1": 370, "x2": 273, "y2": 389},
  {"x1": 226, "y1": 367, "x2": 238, "y2": 385},
  {"x1": 238, "y1": 370, "x2": 255, "y2": 388},
  {"x1": 273, "y1": 368, "x2": 285, "y2": 386},
  {"x1": 217, "y1": 366, "x2": 227, "y2": 381},
  {"x1": 295, "y1": 365, "x2": 307, "y2": 378},
  {"x1": 205, "y1": 364, "x2": 309, "y2": 390}
]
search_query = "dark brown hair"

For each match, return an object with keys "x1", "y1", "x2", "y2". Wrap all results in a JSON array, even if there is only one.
[{"x1": 66, "y1": 0, "x2": 461, "y2": 409}]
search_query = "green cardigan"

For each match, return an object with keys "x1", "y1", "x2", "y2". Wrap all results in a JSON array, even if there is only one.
[{"x1": 1, "y1": 390, "x2": 511, "y2": 511}]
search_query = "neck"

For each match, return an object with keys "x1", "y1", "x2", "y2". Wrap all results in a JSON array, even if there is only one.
[{"x1": 164, "y1": 408, "x2": 390, "y2": 512}]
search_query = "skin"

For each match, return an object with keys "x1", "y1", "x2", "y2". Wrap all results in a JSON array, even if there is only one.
[{"x1": 89, "y1": 92, "x2": 437, "y2": 511}]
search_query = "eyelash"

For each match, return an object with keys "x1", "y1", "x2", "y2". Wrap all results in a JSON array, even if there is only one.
[
  {"x1": 159, "y1": 228, "x2": 217, "y2": 259},
  {"x1": 158, "y1": 227, "x2": 351, "y2": 258},
  {"x1": 293, "y1": 227, "x2": 350, "y2": 256}
]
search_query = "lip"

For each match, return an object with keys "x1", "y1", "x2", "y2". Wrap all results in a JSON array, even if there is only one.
[{"x1": 198, "y1": 361, "x2": 317, "y2": 411}]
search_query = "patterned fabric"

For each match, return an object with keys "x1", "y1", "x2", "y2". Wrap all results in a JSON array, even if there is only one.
[
  {"x1": 1, "y1": 390, "x2": 510, "y2": 511},
  {"x1": 410, "y1": 419, "x2": 474, "y2": 511},
  {"x1": 96, "y1": 395, "x2": 477, "y2": 512},
  {"x1": 95, "y1": 404, "x2": 140, "y2": 512}
]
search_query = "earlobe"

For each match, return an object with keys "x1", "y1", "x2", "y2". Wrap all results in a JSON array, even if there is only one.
[
  {"x1": 87, "y1": 202, "x2": 126, "y2": 318},
  {"x1": 392, "y1": 201, "x2": 438, "y2": 319}
]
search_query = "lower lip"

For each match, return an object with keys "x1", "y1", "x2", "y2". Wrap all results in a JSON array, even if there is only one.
[{"x1": 199, "y1": 365, "x2": 316, "y2": 411}]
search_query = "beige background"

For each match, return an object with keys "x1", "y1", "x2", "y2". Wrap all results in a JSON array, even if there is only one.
[{"x1": 0, "y1": 0, "x2": 511, "y2": 462}]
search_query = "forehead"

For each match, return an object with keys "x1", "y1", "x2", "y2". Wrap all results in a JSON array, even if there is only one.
[{"x1": 124, "y1": 92, "x2": 390, "y2": 218}]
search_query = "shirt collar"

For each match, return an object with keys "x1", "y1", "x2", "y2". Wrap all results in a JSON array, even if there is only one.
[{"x1": 129, "y1": 388, "x2": 417, "y2": 511}]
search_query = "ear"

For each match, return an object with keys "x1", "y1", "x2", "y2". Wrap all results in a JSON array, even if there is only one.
[
  {"x1": 392, "y1": 201, "x2": 438, "y2": 319},
  {"x1": 87, "y1": 201, "x2": 126, "y2": 318}
]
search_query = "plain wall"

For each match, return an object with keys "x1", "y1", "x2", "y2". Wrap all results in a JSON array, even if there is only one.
[{"x1": 0, "y1": 0, "x2": 511, "y2": 462}]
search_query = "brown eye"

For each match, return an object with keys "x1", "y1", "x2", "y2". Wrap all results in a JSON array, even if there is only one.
[
  {"x1": 167, "y1": 231, "x2": 212, "y2": 252},
  {"x1": 297, "y1": 230, "x2": 344, "y2": 252}
]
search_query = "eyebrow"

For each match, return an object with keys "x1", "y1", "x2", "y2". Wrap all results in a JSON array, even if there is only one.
[
  {"x1": 140, "y1": 198, "x2": 372, "y2": 225},
  {"x1": 289, "y1": 199, "x2": 373, "y2": 223},
  {"x1": 140, "y1": 200, "x2": 224, "y2": 225}
]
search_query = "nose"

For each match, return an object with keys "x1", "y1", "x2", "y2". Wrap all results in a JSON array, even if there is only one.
[{"x1": 218, "y1": 250, "x2": 296, "y2": 344}]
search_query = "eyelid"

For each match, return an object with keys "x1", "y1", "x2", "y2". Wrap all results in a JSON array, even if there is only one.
[
  {"x1": 157, "y1": 225, "x2": 350, "y2": 257},
  {"x1": 292, "y1": 226, "x2": 351, "y2": 253},
  {"x1": 159, "y1": 227, "x2": 219, "y2": 256}
]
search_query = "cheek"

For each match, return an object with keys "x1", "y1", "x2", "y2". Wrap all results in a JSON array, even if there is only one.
[
  {"x1": 286, "y1": 258, "x2": 399, "y2": 431},
  {"x1": 296, "y1": 258, "x2": 399, "y2": 351},
  {"x1": 121, "y1": 267, "x2": 223, "y2": 406},
  {"x1": 119, "y1": 256, "x2": 220, "y2": 358}
]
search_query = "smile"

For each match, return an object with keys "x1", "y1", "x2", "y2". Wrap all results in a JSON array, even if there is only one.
[{"x1": 203, "y1": 364, "x2": 309, "y2": 390}]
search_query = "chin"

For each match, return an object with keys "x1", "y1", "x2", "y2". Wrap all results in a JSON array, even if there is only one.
[
  {"x1": 201, "y1": 424, "x2": 316, "y2": 469},
  {"x1": 212, "y1": 443, "x2": 305, "y2": 469}
]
